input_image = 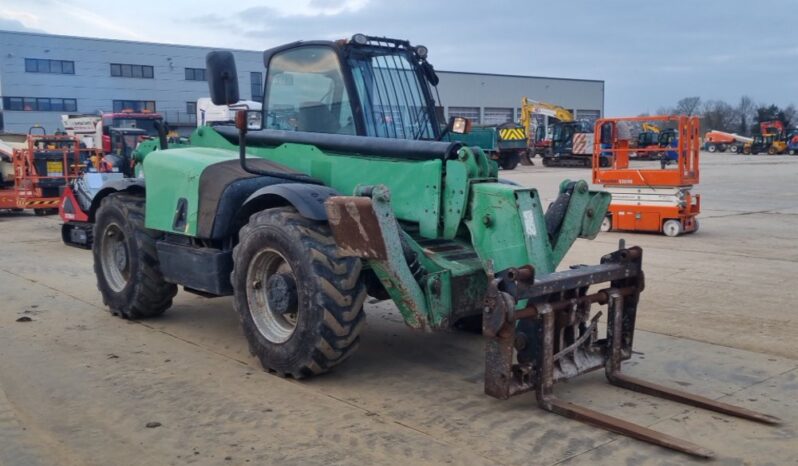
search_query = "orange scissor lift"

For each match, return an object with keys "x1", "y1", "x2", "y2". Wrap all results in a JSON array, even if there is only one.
[
  {"x1": 0, "y1": 130, "x2": 84, "y2": 215},
  {"x1": 592, "y1": 115, "x2": 700, "y2": 237}
]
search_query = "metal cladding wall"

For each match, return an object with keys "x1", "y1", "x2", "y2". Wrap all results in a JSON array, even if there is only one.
[
  {"x1": 435, "y1": 71, "x2": 604, "y2": 124},
  {"x1": 0, "y1": 31, "x2": 264, "y2": 133},
  {"x1": 0, "y1": 30, "x2": 604, "y2": 133}
]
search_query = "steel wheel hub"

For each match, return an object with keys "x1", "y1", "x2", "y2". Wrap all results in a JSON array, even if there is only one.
[{"x1": 246, "y1": 248, "x2": 299, "y2": 344}]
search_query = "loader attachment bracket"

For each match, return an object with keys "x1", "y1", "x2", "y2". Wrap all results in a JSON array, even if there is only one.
[
  {"x1": 325, "y1": 185, "x2": 429, "y2": 329},
  {"x1": 482, "y1": 245, "x2": 780, "y2": 458}
]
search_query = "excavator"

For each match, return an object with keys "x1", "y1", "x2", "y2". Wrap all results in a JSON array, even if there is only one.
[
  {"x1": 519, "y1": 97, "x2": 608, "y2": 168},
  {"x1": 635, "y1": 122, "x2": 661, "y2": 158},
  {"x1": 518, "y1": 97, "x2": 573, "y2": 164}
]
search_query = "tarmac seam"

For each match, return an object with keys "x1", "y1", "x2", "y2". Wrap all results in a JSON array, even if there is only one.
[
  {"x1": 633, "y1": 328, "x2": 798, "y2": 363},
  {"x1": 323, "y1": 392, "x2": 505, "y2": 466},
  {"x1": 589, "y1": 238, "x2": 798, "y2": 265}
]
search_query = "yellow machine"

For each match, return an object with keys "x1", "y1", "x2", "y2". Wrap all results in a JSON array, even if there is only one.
[
  {"x1": 518, "y1": 97, "x2": 575, "y2": 163},
  {"x1": 641, "y1": 122, "x2": 661, "y2": 134}
]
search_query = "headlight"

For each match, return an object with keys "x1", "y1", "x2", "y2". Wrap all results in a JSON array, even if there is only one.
[
  {"x1": 415, "y1": 45, "x2": 428, "y2": 59},
  {"x1": 351, "y1": 33, "x2": 368, "y2": 45}
]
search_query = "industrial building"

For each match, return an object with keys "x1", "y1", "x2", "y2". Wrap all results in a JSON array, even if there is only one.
[{"x1": 0, "y1": 30, "x2": 603, "y2": 134}]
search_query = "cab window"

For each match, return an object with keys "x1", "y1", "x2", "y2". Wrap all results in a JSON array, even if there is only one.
[{"x1": 264, "y1": 47, "x2": 354, "y2": 135}]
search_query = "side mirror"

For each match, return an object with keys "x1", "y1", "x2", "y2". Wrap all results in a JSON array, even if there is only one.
[
  {"x1": 449, "y1": 116, "x2": 472, "y2": 135},
  {"x1": 206, "y1": 51, "x2": 240, "y2": 105}
]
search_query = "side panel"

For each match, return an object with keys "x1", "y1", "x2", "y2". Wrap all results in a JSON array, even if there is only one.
[
  {"x1": 187, "y1": 128, "x2": 447, "y2": 238},
  {"x1": 143, "y1": 147, "x2": 239, "y2": 235}
]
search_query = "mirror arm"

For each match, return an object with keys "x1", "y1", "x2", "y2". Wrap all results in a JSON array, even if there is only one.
[{"x1": 234, "y1": 111, "x2": 323, "y2": 185}]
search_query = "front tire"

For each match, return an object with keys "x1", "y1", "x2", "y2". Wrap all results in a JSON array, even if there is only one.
[
  {"x1": 232, "y1": 207, "x2": 366, "y2": 378},
  {"x1": 662, "y1": 219, "x2": 683, "y2": 237},
  {"x1": 93, "y1": 193, "x2": 177, "y2": 319}
]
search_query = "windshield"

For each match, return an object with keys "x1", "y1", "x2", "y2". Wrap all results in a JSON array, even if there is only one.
[
  {"x1": 348, "y1": 50, "x2": 437, "y2": 140},
  {"x1": 110, "y1": 118, "x2": 160, "y2": 137}
]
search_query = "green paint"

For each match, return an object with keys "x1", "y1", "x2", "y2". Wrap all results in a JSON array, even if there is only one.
[{"x1": 138, "y1": 125, "x2": 609, "y2": 328}]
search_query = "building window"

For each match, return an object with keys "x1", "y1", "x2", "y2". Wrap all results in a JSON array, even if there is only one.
[
  {"x1": 575, "y1": 109, "x2": 601, "y2": 122},
  {"x1": 251, "y1": 72, "x2": 263, "y2": 100},
  {"x1": 186, "y1": 101, "x2": 197, "y2": 115},
  {"x1": 483, "y1": 107, "x2": 513, "y2": 125},
  {"x1": 110, "y1": 63, "x2": 154, "y2": 79},
  {"x1": 112, "y1": 100, "x2": 156, "y2": 112},
  {"x1": 25, "y1": 58, "x2": 75, "y2": 75},
  {"x1": 3, "y1": 96, "x2": 77, "y2": 112},
  {"x1": 448, "y1": 106, "x2": 480, "y2": 125},
  {"x1": 185, "y1": 67, "x2": 206, "y2": 81}
]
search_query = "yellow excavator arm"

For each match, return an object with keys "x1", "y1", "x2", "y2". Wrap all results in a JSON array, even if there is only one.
[
  {"x1": 641, "y1": 123, "x2": 661, "y2": 133},
  {"x1": 519, "y1": 97, "x2": 575, "y2": 143}
]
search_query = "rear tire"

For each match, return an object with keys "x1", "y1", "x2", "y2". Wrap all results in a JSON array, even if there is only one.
[
  {"x1": 767, "y1": 147, "x2": 776, "y2": 155},
  {"x1": 93, "y1": 193, "x2": 177, "y2": 319},
  {"x1": 232, "y1": 207, "x2": 366, "y2": 378},
  {"x1": 500, "y1": 152, "x2": 520, "y2": 170}
]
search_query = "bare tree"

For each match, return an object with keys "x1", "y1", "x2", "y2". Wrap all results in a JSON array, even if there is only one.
[
  {"x1": 783, "y1": 104, "x2": 796, "y2": 128},
  {"x1": 675, "y1": 97, "x2": 702, "y2": 116},
  {"x1": 701, "y1": 100, "x2": 737, "y2": 132},
  {"x1": 737, "y1": 96, "x2": 756, "y2": 135}
]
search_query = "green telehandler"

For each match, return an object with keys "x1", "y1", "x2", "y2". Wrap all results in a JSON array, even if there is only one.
[{"x1": 87, "y1": 34, "x2": 777, "y2": 457}]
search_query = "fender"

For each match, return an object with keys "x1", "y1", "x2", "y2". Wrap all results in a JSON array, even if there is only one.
[
  {"x1": 88, "y1": 178, "x2": 146, "y2": 222},
  {"x1": 215, "y1": 183, "x2": 340, "y2": 239}
]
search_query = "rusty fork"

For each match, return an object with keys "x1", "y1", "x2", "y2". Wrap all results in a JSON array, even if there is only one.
[{"x1": 483, "y1": 248, "x2": 781, "y2": 459}]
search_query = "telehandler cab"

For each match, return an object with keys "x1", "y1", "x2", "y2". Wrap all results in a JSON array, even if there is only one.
[{"x1": 89, "y1": 34, "x2": 778, "y2": 457}]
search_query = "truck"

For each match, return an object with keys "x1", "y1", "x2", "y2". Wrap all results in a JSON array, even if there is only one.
[
  {"x1": 62, "y1": 111, "x2": 164, "y2": 153},
  {"x1": 196, "y1": 97, "x2": 262, "y2": 126},
  {"x1": 446, "y1": 122, "x2": 526, "y2": 169},
  {"x1": 84, "y1": 34, "x2": 778, "y2": 458}
]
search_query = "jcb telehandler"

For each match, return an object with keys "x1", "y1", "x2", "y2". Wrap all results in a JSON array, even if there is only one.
[{"x1": 88, "y1": 35, "x2": 778, "y2": 457}]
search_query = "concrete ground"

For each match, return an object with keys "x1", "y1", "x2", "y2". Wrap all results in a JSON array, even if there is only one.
[{"x1": 1, "y1": 152, "x2": 796, "y2": 465}]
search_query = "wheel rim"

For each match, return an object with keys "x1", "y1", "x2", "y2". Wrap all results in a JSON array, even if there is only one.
[
  {"x1": 100, "y1": 223, "x2": 131, "y2": 292},
  {"x1": 663, "y1": 220, "x2": 681, "y2": 237},
  {"x1": 246, "y1": 248, "x2": 299, "y2": 344},
  {"x1": 601, "y1": 217, "x2": 611, "y2": 232}
]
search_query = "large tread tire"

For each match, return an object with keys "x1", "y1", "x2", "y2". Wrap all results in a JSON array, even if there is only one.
[
  {"x1": 232, "y1": 207, "x2": 366, "y2": 379},
  {"x1": 93, "y1": 193, "x2": 177, "y2": 319}
]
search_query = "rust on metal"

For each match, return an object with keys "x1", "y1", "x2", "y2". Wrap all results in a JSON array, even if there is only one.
[
  {"x1": 481, "y1": 246, "x2": 781, "y2": 458},
  {"x1": 324, "y1": 196, "x2": 388, "y2": 260}
]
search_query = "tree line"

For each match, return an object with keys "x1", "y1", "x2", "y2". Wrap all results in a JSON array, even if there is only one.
[{"x1": 649, "y1": 96, "x2": 796, "y2": 136}]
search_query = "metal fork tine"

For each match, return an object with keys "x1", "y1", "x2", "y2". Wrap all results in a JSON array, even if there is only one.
[
  {"x1": 608, "y1": 373, "x2": 781, "y2": 425},
  {"x1": 543, "y1": 396, "x2": 715, "y2": 458}
]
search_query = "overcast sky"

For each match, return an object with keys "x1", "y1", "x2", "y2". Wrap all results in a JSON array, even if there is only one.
[{"x1": 1, "y1": 0, "x2": 795, "y2": 115}]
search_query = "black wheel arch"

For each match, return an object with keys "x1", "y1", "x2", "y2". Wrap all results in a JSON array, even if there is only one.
[
  {"x1": 219, "y1": 183, "x2": 340, "y2": 241},
  {"x1": 87, "y1": 178, "x2": 146, "y2": 222}
]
